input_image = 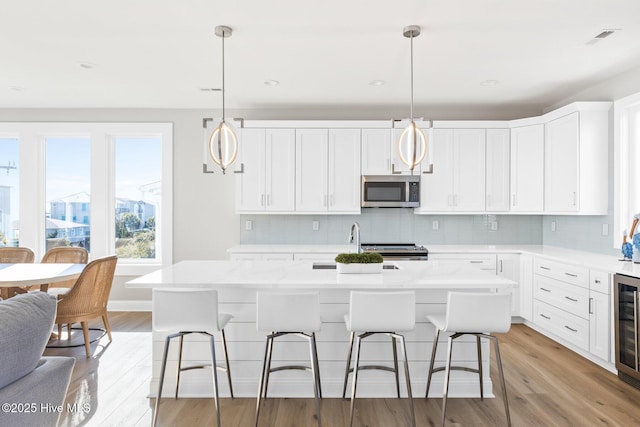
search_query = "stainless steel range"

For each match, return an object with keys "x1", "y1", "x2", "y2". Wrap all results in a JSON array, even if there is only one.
[{"x1": 360, "y1": 243, "x2": 428, "y2": 261}]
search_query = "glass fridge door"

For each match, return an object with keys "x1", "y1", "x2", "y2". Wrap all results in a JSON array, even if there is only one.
[{"x1": 618, "y1": 283, "x2": 639, "y2": 371}]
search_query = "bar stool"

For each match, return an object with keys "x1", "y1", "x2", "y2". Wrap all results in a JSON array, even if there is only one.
[
  {"x1": 425, "y1": 292, "x2": 512, "y2": 426},
  {"x1": 152, "y1": 289, "x2": 234, "y2": 427},
  {"x1": 255, "y1": 291, "x2": 322, "y2": 427},
  {"x1": 343, "y1": 291, "x2": 416, "y2": 427}
]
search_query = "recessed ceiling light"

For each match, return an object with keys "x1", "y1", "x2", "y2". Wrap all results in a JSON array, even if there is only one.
[
  {"x1": 369, "y1": 80, "x2": 385, "y2": 86},
  {"x1": 9, "y1": 86, "x2": 25, "y2": 92},
  {"x1": 264, "y1": 80, "x2": 280, "y2": 87},
  {"x1": 480, "y1": 80, "x2": 499, "y2": 87},
  {"x1": 79, "y1": 62, "x2": 96, "y2": 69},
  {"x1": 200, "y1": 88, "x2": 222, "y2": 92}
]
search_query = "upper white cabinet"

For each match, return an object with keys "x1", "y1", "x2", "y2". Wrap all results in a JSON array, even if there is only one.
[
  {"x1": 236, "y1": 128, "x2": 295, "y2": 213},
  {"x1": 544, "y1": 108, "x2": 609, "y2": 214},
  {"x1": 486, "y1": 129, "x2": 510, "y2": 212},
  {"x1": 296, "y1": 128, "x2": 361, "y2": 213},
  {"x1": 361, "y1": 129, "x2": 392, "y2": 175},
  {"x1": 417, "y1": 129, "x2": 486, "y2": 212},
  {"x1": 510, "y1": 124, "x2": 544, "y2": 212}
]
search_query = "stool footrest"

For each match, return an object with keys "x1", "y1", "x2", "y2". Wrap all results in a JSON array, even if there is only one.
[
  {"x1": 430, "y1": 366, "x2": 480, "y2": 375},
  {"x1": 269, "y1": 365, "x2": 312, "y2": 373}
]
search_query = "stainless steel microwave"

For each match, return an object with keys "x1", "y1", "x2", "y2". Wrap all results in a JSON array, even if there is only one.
[{"x1": 361, "y1": 175, "x2": 420, "y2": 208}]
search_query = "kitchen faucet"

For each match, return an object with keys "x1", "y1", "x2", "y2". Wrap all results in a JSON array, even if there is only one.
[{"x1": 348, "y1": 222, "x2": 362, "y2": 253}]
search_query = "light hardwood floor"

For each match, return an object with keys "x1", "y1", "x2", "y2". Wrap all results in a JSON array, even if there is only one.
[{"x1": 44, "y1": 312, "x2": 640, "y2": 426}]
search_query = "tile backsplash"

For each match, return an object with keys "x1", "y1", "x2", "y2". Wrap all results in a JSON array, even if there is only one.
[{"x1": 240, "y1": 209, "x2": 543, "y2": 246}]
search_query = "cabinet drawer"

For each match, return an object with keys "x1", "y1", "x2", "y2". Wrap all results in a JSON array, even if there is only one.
[
  {"x1": 534, "y1": 258, "x2": 588, "y2": 288},
  {"x1": 589, "y1": 270, "x2": 610, "y2": 295},
  {"x1": 534, "y1": 275, "x2": 589, "y2": 319},
  {"x1": 430, "y1": 253, "x2": 496, "y2": 271},
  {"x1": 534, "y1": 300, "x2": 589, "y2": 351}
]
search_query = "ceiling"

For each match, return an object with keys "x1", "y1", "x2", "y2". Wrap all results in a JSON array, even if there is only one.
[{"x1": 2, "y1": 0, "x2": 640, "y2": 115}]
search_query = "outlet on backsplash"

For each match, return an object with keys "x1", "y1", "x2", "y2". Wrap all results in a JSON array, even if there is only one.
[{"x1": 312, "y1": 220, "x2": 319, "y2": 231}]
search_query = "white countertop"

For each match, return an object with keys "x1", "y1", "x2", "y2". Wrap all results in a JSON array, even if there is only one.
[
  {"x1": 228, "y1": 244, "x2": 640, "y2": 278},
  {"x1": 126, "y1": 259, "x2": 516, "y2": 290}
]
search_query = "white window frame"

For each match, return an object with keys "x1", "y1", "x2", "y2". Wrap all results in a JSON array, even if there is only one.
[
  {"x1": 614, "y1": 92, "x2": 640, "y2": 246},
  {"x1": 0, "y1": 122, "x2": 173, "y2": 276}
]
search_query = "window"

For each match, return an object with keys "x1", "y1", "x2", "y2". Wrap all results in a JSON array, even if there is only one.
[
  {"x1": 0, "y1": 138, "x2": 19, "y2": 246},
  {"x1": 615, "y1": 92, "x2": 640, "y2": 245},
  {"x1": 0, "y1": 122, "x2": 172, "y2": 275}
]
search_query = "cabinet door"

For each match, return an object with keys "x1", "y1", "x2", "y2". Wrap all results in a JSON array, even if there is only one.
[
  {"x1": 361, "y1": 129, "x2": 391, "y2": 175},
  {"x1": 519, "y1": 254, "x2": 534, "y2": 321},
  {"x1": 295, "y1": 129, "x2": 328, "y2": 212},
  {"x1": 486, "y1": 129, "x2": 510, "y2": 211},
  {"x1": 545, "y1": 112, "x2": 579, "y2": 212},
  {"x1": 510, "y1": 124, "x2": 544, "y2": 212},
  {"x1": 497, "y1": 254, "x2": 520, "y2": 316},
  {"x1": 266, "y1": 129, "x2": 296, "y2": 211},
  {"x1": 328, "y1": 129, "x2": 361, "y2": 213},
  {"x1": 589, "y1": 290, "x2": 610, "y2": 361},
  {"x1": 453, "y1": 129, "x2": 486, "y2": 211},
  {"x1": 419, "y1": 129, "x2": 454, "y2": 211},
  {"x1": 236, "y1": 129, "x2": 266, "y2": 212}
]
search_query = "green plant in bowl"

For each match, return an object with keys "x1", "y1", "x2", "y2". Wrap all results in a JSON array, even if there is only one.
[{"x1": 335, "y1": 252, "x2": 383, "y2": 264}]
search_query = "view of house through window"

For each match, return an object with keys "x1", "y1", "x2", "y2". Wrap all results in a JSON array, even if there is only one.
[
  {"x1": 115, "y1": 137, "x2": 161, "y2": 259},
  {"x1": 0, "y1": 138, "x2": 19, "y2": 246},
  {"x1": 45, "y1": 137, "x2": 91, "y2": 251}
]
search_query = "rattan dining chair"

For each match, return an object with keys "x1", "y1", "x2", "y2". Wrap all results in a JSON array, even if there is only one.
[
  {"x1": 40, "y1": 247, "x2": 89, "y2": 294},
  {"x1": 0, "y1": 247, "x2": 35, "y2": 299},
  {"x1": 54, "y1": 255, "x2": 117, "y2": 358}
]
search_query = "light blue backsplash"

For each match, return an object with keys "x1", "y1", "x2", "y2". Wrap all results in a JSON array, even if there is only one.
[
  {"x1": 240, "y1": 210, "x2": 543, "y2": 246},
  {"x1": 542, "y1": 213, "x2": 619, "y2": 257}
]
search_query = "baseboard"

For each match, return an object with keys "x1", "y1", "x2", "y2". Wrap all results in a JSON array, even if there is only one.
[{"x1": 107, "y1": 300, "x2": 151, "y2": 312}]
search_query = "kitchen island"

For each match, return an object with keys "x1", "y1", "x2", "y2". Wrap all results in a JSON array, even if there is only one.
[{"x1": 127, "y1": 259, "x2": 516, "y2": 399}]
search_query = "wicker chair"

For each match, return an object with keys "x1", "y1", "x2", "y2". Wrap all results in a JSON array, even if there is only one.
[
  {"x1": 41, "y1": 246, "x2": 89, "y2": 294},
  {"x1": 0, "y1": 247, "x2": 35, "y2": 299},
  {"x1": 54, "y1": 255, "x2": 117, "y2": 357}
]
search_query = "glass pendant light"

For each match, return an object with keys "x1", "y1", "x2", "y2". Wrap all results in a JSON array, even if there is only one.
[
  {"x1": 397, "y1": 25, "x2": 431, "y2": 173},
  {"x1": 208, "y1": 25, "x2": 238, "y2": 174}
]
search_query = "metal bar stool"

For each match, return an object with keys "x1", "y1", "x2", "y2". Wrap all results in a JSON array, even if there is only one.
[
  {"x1": 255, "y1": 291, "x2": 322, "y2": 427},
  {"x1": 152, "y1": 289, "x2": 234, "y2": 427},
  {"x1": 343, "y1": 291, "x2": 416, "y2": 427},
  {"x1": 425, "y1": 292, "x2": 512, "y2": 426}
]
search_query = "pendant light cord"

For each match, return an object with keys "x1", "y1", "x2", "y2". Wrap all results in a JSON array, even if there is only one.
[
  {"x1": 221, "y1": 29, "x2": 226, "y2": 122},
  {"x1": 410, "y1": 32, "x2": 414, "y2": 122}
]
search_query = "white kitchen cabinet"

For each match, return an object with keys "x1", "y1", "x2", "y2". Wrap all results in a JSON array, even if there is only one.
[
  {"x1": 296, "y1": 128, "x2": 361, "y2": 213},
  {"x1": 429, "y1": 253, "x2": 496, "y2": 272},
  {"x1": 519, "y1": 254, "x2": 534, "y2": 321},
  {"x1": 589, "y1": 270, "x2": 611, "y2": 361},
  {"x1": 544, "y1": 110, "x2": 609, "y2": 214},
  {"x1": 486, "y1": 129, "x2": 510, "y2": 212},
  {"x1": 236, "y1": 128, "x2": 295, "y2": 212},
  {"x1": 361, "y1": 129, "x2": 392, "y2": 175},
  {"x1": 417, "y1": 129, "x2": 485, "y2": 212},
  {"x1": 497, "y1": 254, "x2": 520, "y2": 316},
  {"x1": 510, "y1": 124, "x2": 544, "y2": 212}
]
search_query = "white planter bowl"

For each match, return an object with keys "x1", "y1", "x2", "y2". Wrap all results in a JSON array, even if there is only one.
[{"x1": 336, "y1": 263, "x2": 382, "y2": 274}]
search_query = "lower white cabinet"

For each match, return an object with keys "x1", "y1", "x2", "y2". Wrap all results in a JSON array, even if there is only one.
[
  {"x1": 497, "y1": 254, "x2": 521, "y2": 316},
  {"x1": 519, "y1": 254, "x2": 534, "y2": 321},
  {"x1": 589, "y1": 270, "x2": 611, "y2": 361},
  {"x1": 429, "y1": 253, "x2": 496, "y2": 271}
]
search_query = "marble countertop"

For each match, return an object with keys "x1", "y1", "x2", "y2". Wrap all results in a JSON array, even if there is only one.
[
  {"x1": 227, "y1": 244, "x2": 640, "y2": 278},
  {"x1": 126, "y1": 259, "x2": 516, "y2": 290}
]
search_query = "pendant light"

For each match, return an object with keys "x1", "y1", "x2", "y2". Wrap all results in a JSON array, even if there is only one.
[
  {"x1": 208, "y1": 25, "x2": 238, "y2": 174},
  {"x1": 397, "y1": 25, "x2": 430, "y2": 173}
]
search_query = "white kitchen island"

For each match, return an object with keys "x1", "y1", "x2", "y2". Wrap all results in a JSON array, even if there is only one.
[{"x1": 127, "y1": 259, "x2": 516, "y2": 399}]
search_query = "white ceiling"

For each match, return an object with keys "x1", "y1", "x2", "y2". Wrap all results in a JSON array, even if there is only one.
[{"x1": 2, "y1": 0, "x2": 640, "y2": 114}]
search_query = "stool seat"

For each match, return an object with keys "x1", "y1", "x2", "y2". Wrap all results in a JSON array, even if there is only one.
[
  {"x1": 152, "y1": 288, "x2": 234, "y2": 427},
  {"x1": 255, "y1": 291, "x2": 322, "y2": 427},
  {"x1": 425, "y1": 292, "x2": 512, "y2": 427},
  {"x1": 343, "y1": 291, "x2": 416, "y2": 427}
]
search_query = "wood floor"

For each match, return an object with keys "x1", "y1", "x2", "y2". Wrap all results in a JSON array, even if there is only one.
[{"x1": 44, "y1": 312, "x2": 640, "y2": 426}]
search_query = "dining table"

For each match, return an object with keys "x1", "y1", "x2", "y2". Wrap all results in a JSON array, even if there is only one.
[{"x1": 0, "y1": 263, "x2": 86, "y2": 299}]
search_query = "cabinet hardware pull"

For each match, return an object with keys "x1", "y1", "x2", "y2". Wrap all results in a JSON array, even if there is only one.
[
  {"x1": 565, "y1": 273, "x2": 578, "y2": 278},
  {"x1": 589, "y1": 297, "x2": 593, "y2": 314},
  {"x1": 594, "y1": 279, "x2": 601, "y2": 284},
  {"x1": 540, "y1": 314, "x2": 551, "y2": 320},
  {"x1": 469, "y1": 260, "x2": 483, "y2": 264},
  {"x1": 572, "y1": 192, "x2": 577, "y2": 206},
  {"x1": 540, "y1": 266, "x2": 551, "y2": 270},
  {"x1": 564, "y1": 296, "x2": 578, "y2": 302},
  {"x1": 261, "y1": 194, "x2": 265, "y2": 206},
  {"x1": 499, "y1": 260, "x2": 503, "y2": 273},
  {"x1": 564, "y1": 325, "x2": 578, "y2": 333},
  {"x1": 267, "y1": 195, "x2": 271, "y2": 206},
  {"x1": 540, "y1": 287, "x2": 551, "y2": 292},
  {"x1": 512, "y1": 194, "x2": 517, "y2": 206}
]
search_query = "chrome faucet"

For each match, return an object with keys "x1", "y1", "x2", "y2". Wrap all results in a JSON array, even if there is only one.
[{"x1": 348, "y1": 222, "x2": 362, "y2": 253}]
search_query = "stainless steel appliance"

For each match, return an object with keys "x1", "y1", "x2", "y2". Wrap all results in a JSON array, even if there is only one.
[
  {"x1": 361, "y1": 175, "x2": 420, "y2": 208},
  {"x1": 614, "y1": 273, "x2": 640, "y2": 389},
  {"x1": 360, "y1": 243, "x2": 428, "y2": 261}
]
